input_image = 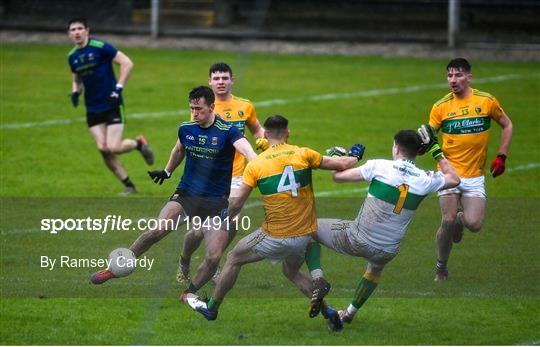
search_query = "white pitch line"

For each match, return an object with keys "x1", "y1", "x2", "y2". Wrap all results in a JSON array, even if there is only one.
[
  {"x1": 0, "y1": 227, "x2": 42, "y2": 236},
  {"x1": 516, "y1": 341, "x2": 540, "y2": 346},
  {"x1": 337, "y1": 287, "x2": 535, "y2": 299},
  {"x1": 0, "y1": 110, "x2": 187, "y2": 130},
  {"x1": 1, "y1": 73, "x2": 533, "y2": 130},
  {"x1": 507, "y1": 162, "x2": 540, "y2": 172}
]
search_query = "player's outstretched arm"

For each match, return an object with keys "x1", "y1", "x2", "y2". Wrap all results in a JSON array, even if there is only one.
[
  {"x1": 418, "y1": 123, "x2": 460, "y2": 188},
  {"x1": 319, "y1": 143, "x2": 365, "y2": 171},
  {"x1": 228, "y1": 183, "x2": 252, "y2": 218},
  {"x1": 332, "y1": 167, "x2": 365, "y2": 183},
  {"x1": 233, "y1": 138, "x2": 257, "y2": 162},
  {"x1": 319, "y1": 156, "x2": 358, "y2": 172}
]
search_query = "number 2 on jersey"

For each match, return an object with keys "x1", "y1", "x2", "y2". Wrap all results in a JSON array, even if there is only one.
[
  {"x1": 393, "y1": 184, "x2": 409, "y2": 214},
  {"x1": 277, "y1": 165, "x2": 300, "y2": 197}
]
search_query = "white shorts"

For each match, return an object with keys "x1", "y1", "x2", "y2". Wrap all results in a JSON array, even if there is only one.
[
  {"x1": 316, "y1": 219, "x2": 396, "y2": 266},
  {"x1": 438, "y1": 175, "x2": 486, "y2": 199},
  {"x1": 246, "y1": 228, "x2": 311, "y2": 264},
  {"x1": 230, "y1": 176, "x2": 243, "y2": 190}
]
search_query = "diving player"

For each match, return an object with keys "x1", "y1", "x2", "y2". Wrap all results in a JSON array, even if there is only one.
[{"x1": 305, "y1": 127, "x2": 460, "y2": 329}]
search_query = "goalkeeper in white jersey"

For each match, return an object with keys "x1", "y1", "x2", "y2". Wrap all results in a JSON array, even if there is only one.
[{"x1": 306, "y1": 127, "x2": 460, "y2": 330}]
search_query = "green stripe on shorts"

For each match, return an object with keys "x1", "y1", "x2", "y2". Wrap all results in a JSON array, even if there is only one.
[{"x1": 119, "y1": 105, "x2": 126, "y2": 123}]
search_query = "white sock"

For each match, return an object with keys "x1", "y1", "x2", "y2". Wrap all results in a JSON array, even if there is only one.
[
  {"x1": 346, "y1": 304, "x2": 358, "y2": 316},
  {"x1": 310, "y1": 269, "x2": 323, "y2": 279}
]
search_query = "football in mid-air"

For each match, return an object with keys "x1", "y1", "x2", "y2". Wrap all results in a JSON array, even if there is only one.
[{"x1": 108, "y1": 248, "x2": 136, "y2": 277}]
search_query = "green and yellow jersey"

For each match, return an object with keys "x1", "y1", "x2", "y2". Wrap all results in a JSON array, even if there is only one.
[
  {"x1": 429, "y1": 88, "x2": 505, "y2": 178},
  {"x1": 214, "y1": 95, "x2": 258, "y2": 177},
  {"x1": 243, "y1": 143, "x2": 322, "y2": 238}
]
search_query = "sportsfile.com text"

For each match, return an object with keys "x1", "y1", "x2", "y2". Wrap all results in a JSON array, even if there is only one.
[{"x1": 40, "y1": 215, "x2": 251, "y2": 234}]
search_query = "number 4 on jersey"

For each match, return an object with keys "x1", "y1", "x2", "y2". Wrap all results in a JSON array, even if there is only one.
[{"x1": 277, "y1": 165, "x2": 300, "y2": 197}]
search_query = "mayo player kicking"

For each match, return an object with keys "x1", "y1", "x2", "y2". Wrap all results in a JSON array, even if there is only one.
[
  {"x1": 305, "y1": 127, "x2": 460, "y2": 330},
  {"x1": 177, "y1": 62, "x2": 268, "y2": 286},
  {"x1": 90, "y1": 86, "x2": 257, "y2": 291}
]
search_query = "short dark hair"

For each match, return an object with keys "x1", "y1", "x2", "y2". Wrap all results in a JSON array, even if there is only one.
[
  {"x1": 394, "y1": 130, "x2": 422, "y2": 159},
  {"x1": 446, "y1": 58, "x2": 471, "y2": 73},
  {"x1": 209, "y1": 62, "x2": 233, "y2": 77},
  {"x1": 189, "y1": 86, "x2": 215, "y2": 106},
  {"x1": 264, "y1": 115, "x2": 288, "y2": 138},
  {"x1": 67, "y1": 18, "x2": 88, "y2": 30}
]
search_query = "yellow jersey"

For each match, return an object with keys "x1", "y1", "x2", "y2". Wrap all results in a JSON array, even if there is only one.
[
  {"x1": 243, "y1": 143, "x2": 323, "y2": 238},
  {"x1": 214, "y1": 95, "x2": 258, "y2": 177},
  {"x1": 429, "y1": 89, "x2": 505, "y2": 178}
]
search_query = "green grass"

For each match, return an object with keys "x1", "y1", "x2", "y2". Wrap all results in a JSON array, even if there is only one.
[
  {"x1": 1, "y1": 43, "x2": 539, "y2": 345},
  {"x1": 2, "y1": 298, "x2": 537, "y2": 345}
]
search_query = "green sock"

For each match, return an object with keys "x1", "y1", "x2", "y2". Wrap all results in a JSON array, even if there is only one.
[
  {"x1": 351, "y1": 272, "x2": 380, "y2": 309},
  {"x1": 305, "y1": 241, "x2": 323, "y2": 277},
  {"x1": 207, "y1": 297, "x2": 221, "y2": 311}
]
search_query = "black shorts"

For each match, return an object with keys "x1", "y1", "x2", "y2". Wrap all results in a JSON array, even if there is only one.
[
  {"x1": 86, "y1": 106, "x2": 124, "y2": 128},
  {"x1": 169, "y1": 189, "x2": 229, "y2": 220}
]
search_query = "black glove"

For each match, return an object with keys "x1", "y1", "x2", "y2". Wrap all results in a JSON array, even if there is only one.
[
  {"x1": 418, "y1": 124, "x2": 443, "y2": 159},
  {"x1": 348, "y1": 144, "x2": 365, "y2": 161},
  {"x1": 148, "y1": 170, "x2": 171, "y2": 185},
  {"x1": 107, "y1": 85, "x2": 123, "y2": 107},
  {"x1": 70, "y1": 91, "x2": 80, "y2": 107}
]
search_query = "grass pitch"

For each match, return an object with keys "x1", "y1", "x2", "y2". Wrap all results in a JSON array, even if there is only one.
[{"x1": 1, "y1": 43, "x2": 539, "y2": 345}]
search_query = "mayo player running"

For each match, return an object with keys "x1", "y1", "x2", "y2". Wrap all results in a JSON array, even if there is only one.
[
  {"x1": 185, "y1": 115, "x2": 362, "y2": 328},
  {"x1": 177, "y1": 62, "x2": 268, "y2": 285},
  {"x1": 305, "y1": 128, "x2": 460, "y2": 329},
  {"x1": 67, "y1": 18, "x2": 154, "y2": 195},
  {"x1": 428, "y1": 58, "x2": 513, "y2": 282},
  {"x1": 90, "y1": 86, "x2": 257, "y2": 288}
]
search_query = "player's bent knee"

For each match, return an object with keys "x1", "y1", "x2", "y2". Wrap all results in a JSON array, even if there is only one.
[
  {"x1": 225, "y1": 250, "x2": 243, "y2": 266},
  {"x1": 467, "y1": 220, "x2": 483, "y2": 233},
  {"x1": 205, "y1": 253, "x2": 222, "y2": 267},
  {"x1": 97, "y1": 145, "x2": 111, "y2": 155}
]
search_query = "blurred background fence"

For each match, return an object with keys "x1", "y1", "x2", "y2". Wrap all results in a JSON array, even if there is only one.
[{"x1": 0, "y1": 0, "x2": 539, "y2": 48}]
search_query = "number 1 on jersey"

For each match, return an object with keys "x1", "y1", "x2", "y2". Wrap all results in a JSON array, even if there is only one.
[
  {"x1": 277, "y1": 165, "x2": 300, "y2": 197},
  {"x1": 393, "y1": 184, "x2": 409, "y2": 214}
]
